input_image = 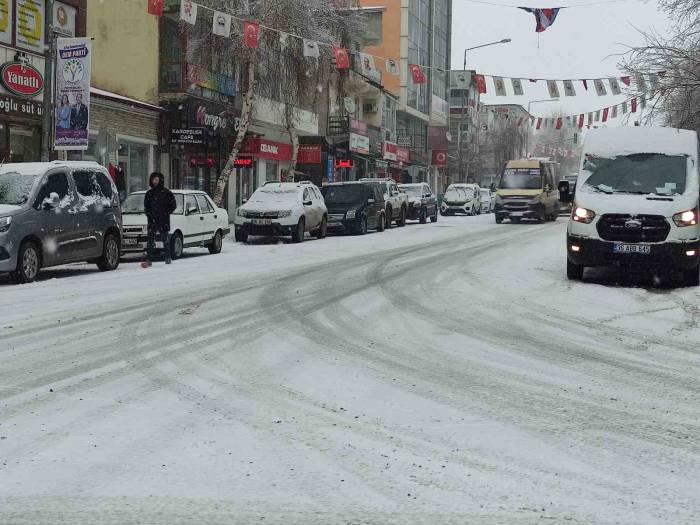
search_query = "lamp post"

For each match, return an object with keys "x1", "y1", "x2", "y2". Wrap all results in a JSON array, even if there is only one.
[
  {"x1": 458, "y1": 38, "x2": 511, "y2": 182},
  {"x1": 526, "y1": 98, "x2": 559, "y2": 157}
]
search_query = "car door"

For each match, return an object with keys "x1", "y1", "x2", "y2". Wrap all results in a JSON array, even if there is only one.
[
  {"x1": 302, "y1": 187, "x2": 317, "y2": 230},
  {"x1": 312, "y1": 187, "x2": 326, "y2": 223},
  {"x1": 183, "y1": 193, "x2": 203, "y2": 245},
  {"x1": 195, "y1": 194, "x2": 216, "y2": 243},
  {"x1": 424, "y1": 184, "x2": 436, "y2": 214},
  {"x1": 71, "y1": 169, "x2": 106, "y2": 259},
  {"x1": 372, "y1": 184, "x2": 384, "y2": 227},
  {"x1": 33, "y1": 170, "x2": 79, "y2": 265},
  {"x1": 388, "y1": 181, "x2": 400, "y2": 219}
]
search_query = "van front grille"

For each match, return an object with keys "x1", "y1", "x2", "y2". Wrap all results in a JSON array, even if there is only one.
[{"x1": 597, "y1": 214, "x2": 670, "y2": 243}]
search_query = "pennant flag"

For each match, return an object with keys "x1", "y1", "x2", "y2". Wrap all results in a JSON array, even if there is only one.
[
  {"x1": 386, "y1": 58, "x2": 400, "y2": 76},
  {"x1": 631, "y1": 98, "x2": 637, "y2": 113},
  {"x1": 578, "y1": 114, "x2": 584, "y2": 128},
  {"x1": 303, "y1": 40, "x2": 320, "y2": 58},
  {"x1": 511, "y1": 78, "x2": 524, "y2": 96},
  {"x1": 493, "y1": 76, "x2": 507, "y2": 96},
  {"x1": 180, "y1": 0, "x2": 198, "y2": 25},
  {"x1": 453, "y1": 71, "x2": 470, "y2": 88},
  {"x1": 620, "y1": 76, "x2": 631, "y2": 86},
  {"x1": 547, "y1": 80, "x2": 560, "y2": 98},
  {"x1": 475, "y1": 74, "x2": 487, "y2": 94},
  {"x1": 212, "y1": 11, "x2": 232, "y2": 38},
  {"x1": 148, "y1": 0, "x2": 164, "y2": 16},
  {"x1": 555, "y1": 117, "x2": 562, "y2": 130},
  {"x1": 611, "y1": 105, "x2": 618, "y2": 119},
  {"x1": 581, "y1": 79, "x2": 589, "y2": 91},
  {"x1": 608, "y1": 77, "x2": 621, "y2": 95},
  {"x1": 602, "y1": 107, "x2": 609, "y2": 122},
  {"x1": 243, "y1": 21, "x2": 260, "y2": 48},
  {"x1": 333, "y1": 46, "x2": 350, "y2": 69},
  {"x1": 562, "y1": 80, "x2": 576, "y2": 97},
  {"x1": 408, "y1": 64, "x2": 427, "y2": 84},
  {"x1": 622, "y1": 102, "x2": 628, "y2": 114},
  {"x1": 595, "y1": 111, "x2": 601, "y2": 122},
  {"x1": 536, "y1": 118, "x2": 542, "y2": 130},
  {"x1": 359, "y1": 53, "x2": 379, "y2": 79},
  {"x1": 519, "y1": 8, "x2": 561, "y2": 33},
  {"x1": 594, "y1": 79, "x2": 607, "y2": 96}
]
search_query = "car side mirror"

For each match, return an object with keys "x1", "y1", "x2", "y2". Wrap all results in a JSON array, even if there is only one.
[
  {"x1": 43, "y1": 192, "x2": 60, "y2": 210},
  {"x1": 187, "y1": 206, "x2": 198, "y2": 215},
  {"x1": 303, "y1": 200, "x2": 312, "y2": 206}
]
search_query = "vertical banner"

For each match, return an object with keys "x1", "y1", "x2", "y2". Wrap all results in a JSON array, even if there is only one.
[
  {"x1": 511, "y1": 78, "x2": 524, "y2": 95},
  {"x1": 54, "y1": 38, "x2": 92, "y2": 151},
  {"x1": 563, "y1": 80, "x2": 576, "y2": 97},
  {"x1": 547, "y1": 80, "x2": 560, "y2": 98}
]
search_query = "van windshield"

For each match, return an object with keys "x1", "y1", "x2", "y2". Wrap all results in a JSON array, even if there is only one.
[
  {"x1": 583, "y1": 153, "x2": 687, "y2": 195},
  {"x1": 0, "y1": 172, "x2": 39, "y2": 205},
  {"x1": 499, "y1": 169, "x2": 542, "y2": 190}
]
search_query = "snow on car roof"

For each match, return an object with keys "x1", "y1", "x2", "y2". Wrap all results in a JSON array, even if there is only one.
[
  {"x1": 0, "y1": 161, "x2": 104, "y2": 176},
  {"x1": 583, "y1": 127, "x2": 698, "y2": 158},
  {"x1": 129, "y1": 189, "x2": 209, "y2": 195}
]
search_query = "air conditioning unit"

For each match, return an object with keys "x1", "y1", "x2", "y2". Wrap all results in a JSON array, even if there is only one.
[{"x1": 363, "y1": 102, "x2": 379, "y2": 113}]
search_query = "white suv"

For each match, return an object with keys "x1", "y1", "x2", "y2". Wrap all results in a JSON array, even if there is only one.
[{"x1": 234, "y1": 181, "x2": 327, "y2": 243}]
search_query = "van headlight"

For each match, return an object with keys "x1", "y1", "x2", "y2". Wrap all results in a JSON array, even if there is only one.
[
  {"x1": 0, "y1": 216, "x2": 11, "y2": 232},
  {"x1": 572, "y1": 206, "x2": 596, "y2": 224},
  {"x1": 673, "y1": 208, "x2": 698, "y2": 227}
]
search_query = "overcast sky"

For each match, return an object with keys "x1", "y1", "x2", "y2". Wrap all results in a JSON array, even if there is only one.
[{"x1": 451, "y1": 0, "x2": 671, "y2": 117}]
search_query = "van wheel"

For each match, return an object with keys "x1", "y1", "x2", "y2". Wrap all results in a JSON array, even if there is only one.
[
  {"x1": 567, "y1": 260, "x2": 584, "y2": 280},
  {"x1": 314, "y1": 216, "x2": 327, "y2": 239},
  {"x1": 12, "y1": 241, "x2": 41, "y2": 284},
  {"x1": 496, "y1": 216, "x2": 503, "y2": 224},
  {"x1": 292, "y1": 218, "x2": 305, "y2": 243},
  {"x1": 682, "y1": 266, "x2": 699, "y2": 287},
  {"x1": 208, "y1": 230, "x2": 223, "y2": 254},
  {"x1": 97, "y1": 233, "x2": 120, "y2": 272},
  {"x1": 397, "y1": 207, "x2": 407, "y2": 227},
  {"x1": 385, "y1": 207, "x2": 392, "y2": 229},
  {"x1": 171, "y1": 232, "x2": 184, "y2": 259}
]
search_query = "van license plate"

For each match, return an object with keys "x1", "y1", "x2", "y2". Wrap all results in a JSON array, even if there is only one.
[{"x1": 614, "y1": 244, "x2": 650, "y2": 254}]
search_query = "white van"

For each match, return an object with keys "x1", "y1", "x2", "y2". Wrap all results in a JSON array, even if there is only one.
[{"x1": 563, "y1": 127, "x2": 700, "y2": 285}]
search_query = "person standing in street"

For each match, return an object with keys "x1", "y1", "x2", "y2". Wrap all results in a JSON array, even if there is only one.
[{"x1": 143, "y1": 172, "x2": 177, "y2": 267}]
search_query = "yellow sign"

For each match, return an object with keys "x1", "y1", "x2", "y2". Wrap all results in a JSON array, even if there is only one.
[
  {"x1": 16, "y1": 0, "x2": 45, "y2": 53},
  {"x1": 0, "y1": 0, "x2": 12, "y2": 45}
]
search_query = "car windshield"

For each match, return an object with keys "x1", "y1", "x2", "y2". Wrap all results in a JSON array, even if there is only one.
[
  {"x1": 480, "y1": 190, "x2": 490, "y2": 197},
  {"x1": 321, "y1": 185, "x2": 365, "y2": 204},
  {"x1": 499, "y1": 168, "x2": 542, "y2": 190},
  {"x1": 123, "y1": 193, "x2": 184, "y2": 214},
  {"x1": 401, "y1": 185, "x2": 424, "y2": 196},
  {"x1": 0, "y1": 171, "x2": 38, "y2": 205},
  {"x1": 583, "y1": 153, "x2": 687, "y2": 195},
  {"x1": 252, "y1": 187, "x2": 300, "y2": 203},
  {"x1": 445, "y1": 188, "x2": 467, "y2": 200}
]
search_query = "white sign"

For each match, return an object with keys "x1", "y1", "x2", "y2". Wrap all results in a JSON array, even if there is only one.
[
  {"x1": 16, "y1": 0, "x2": 45, "y2": 53},
  {"x1": 54, "y1": 1, "x2": 77, "y2": 37},
  {"x1": 349, "y1": 132, "x2": 370, "y2": 155},
  {"x1": 0, "y1": 0, "x2": 13, "y2": 45}
]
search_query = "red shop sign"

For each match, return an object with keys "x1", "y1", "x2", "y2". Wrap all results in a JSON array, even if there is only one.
[
  {"x1": 297, "y1": 144, "x2": 322, "y2": 164},
  {"x1": 241, "y1": 138, "x2": 293, "y2": 161},
  {"x1": 431, "y1": 149, "x2": 448, "y2": 166},
  {"x1": 1, "y1": 62, "x2": 44, "y2": 97},
  {"x1": 396, "y1": 147, "x2": 410, "y2": 164},
  {"x1": 383, "y1": 141, "x2": 398, "y2": 161}
]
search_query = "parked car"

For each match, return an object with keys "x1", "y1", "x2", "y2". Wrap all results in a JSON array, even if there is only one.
[
  {"x1": 234, "y1": 181, "x2": 327, "y2": 243},
  {"x1": 494, "y1": 158, "x2": 559, "y2": 223},
  {"x1": 480, "y1": 188, "x2": 496, "y2": 213},
  {"x1": 0, "y1": 161, "x2": 122, "y2": 284},
  {"x1": 564, "y1": 126, "x2": 700, "y2": 286},
  {"x1": 399, "y1": 182, "x2": 438, "y2": 223},
  {"x1": 321, "y1": 181, "x2": 386, "y2": 235},
  {"x1": 121, "y1": 190, "x2": 229, "y2": 257},
  {"x1": 359, "y1": 177, "x2": 407, "y2": 227},
  {"x1": 440, "y1": 183, "x2": 481, "y2": 216}
]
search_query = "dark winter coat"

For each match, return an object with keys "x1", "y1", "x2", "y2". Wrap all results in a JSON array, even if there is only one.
[{"x1": 144, "y1": 178, "x2": 177, "y2": 232}]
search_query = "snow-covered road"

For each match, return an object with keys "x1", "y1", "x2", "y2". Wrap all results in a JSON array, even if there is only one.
[{"x1": 1, "y1": 215, "x2": 699, "y2": 524}]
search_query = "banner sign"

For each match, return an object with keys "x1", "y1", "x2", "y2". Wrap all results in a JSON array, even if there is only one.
[
  {"x1": 383, "y1": 141, "x2": 397, "y2": 162},
  {"x1": 54, "y1": 1, "x2": 77, "y2": 37},
  {"x1": 396, "y1": 147, "x2": 410, "y2": 164},
  {"x1": 431, "y1": 149, "x2": 448, "y2": 166},
  {"x1": 349, "y1": 132, "x2": 370, "y2": 155},
  {"x1": 54, "y1": 37, "x2": 92, "y2": 151},
  {"x1": 16, "y1": 0, "x2": 45, "y2": 53},
  {"x1": 171, "y1": 128, "x2": 206, "y2": 145},
  {"x1": 298, "y1": 144, "x2": 322, "y2": 164},
  {"x1": 0, "y1": 0, "x2": 13, "y2": 45}
]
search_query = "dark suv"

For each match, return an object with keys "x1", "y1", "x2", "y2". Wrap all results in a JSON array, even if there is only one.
[
  {"x1": 321, "y1": 182, "x2": 386, "y2": 235},
  {"x1": 399, "y1": 182, "x2": 438, "y2": 223}
]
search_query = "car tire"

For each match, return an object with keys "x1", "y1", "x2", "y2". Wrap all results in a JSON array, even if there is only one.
[
  {"x1": 430, "y1": 207, "x2": 438, "y2": 223},
  {"x1": 235, "y1": 229, "x2": 248, "y2": 243},
  {"x1": 171, "y1": 232, "x2": 184, "y2": 259},
  {"x1": 208, "y1": 230, "x2": 223, "y2": 254},
  {"x1": 377, "y1": 212, "x2": 386, "y2": 232},
  {"x1": 385, "y1": 207, "x2": 392, "y2": 229},
  {"x1": 682, "y1": 266, "x2": 700, "y2": 287},
  {"x1": 97, "y1": 233, "x2": 120, "y2": 272},
  {"x1": 292, "y1": 218, "x2": 305, "y2": 243},
  {"x1": 496, "y1": 216, "x2": 503, "y2": 224},
  {"x1": 357, "y1": 216, "x2": 368, "y2": 235},
  {"x1": 398, "y1": 207, "x2": 407, "y2": 227},
  {"x1": 12, "y1": 240, "x2": 41, "y2": 284},
  {"x1": 419, "y1": 208, "x2": 427, "y2": 224},
  {"x1": 567, "y1": 259, "x2": 584, "y2": 280},
  {"x1": 314, "y1": 216, "x2": 328, "y2": 239}
]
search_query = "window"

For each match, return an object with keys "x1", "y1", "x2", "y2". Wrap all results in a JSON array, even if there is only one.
[
  {"x1": 73, "y1": 170, "x2": 113, "y2": 199},
  {"x1": 195, "y1": 194, "x2": 213, "y2": 213},
  {"x1": 160, "y1": 17, "x2": 184, "y2": 92},
  {"x1": 265, "y1": 161, "x2": 279, "y2": 182},
  {"x1": 362, "y1": 11, "x2": 383, "y2": 46},
  {"x1": 35, "y1": 172, "x2": 69, "y2": 207},
  {"x1": 303, "y1": 188, "x2": 311, "y2": 202},
  {"x1": 186, "y1": 194, "x2": 199, "y2": 214},
  {"x1": 118, "y1": 141, "x2": 151, "y2": 194}
]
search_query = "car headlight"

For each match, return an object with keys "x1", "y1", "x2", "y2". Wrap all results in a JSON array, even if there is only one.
[
  {"x1": 278, "y1": 210, "x2": 292, "y2": 218},
  {"x1": 673, "y1": 208, "x2": 698, "y2": 227},
  {"x1": 572, "y1": 205, "x2": 596, "y2": 224},
  {"x1": 0, "y1": 216, "x2": 11, "y2": 233},
  {"x1": 346, "y1": 210, "x2": 356, "y2": 219}
]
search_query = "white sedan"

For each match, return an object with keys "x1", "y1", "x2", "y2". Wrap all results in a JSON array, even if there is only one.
[{"x1": 121, "y1": 190, "x2": 230, "y2": 258}]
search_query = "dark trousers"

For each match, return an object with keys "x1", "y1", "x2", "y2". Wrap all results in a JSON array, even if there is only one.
[{"x1": 146, "y1": 227, "x2": 171, "y2": 262}]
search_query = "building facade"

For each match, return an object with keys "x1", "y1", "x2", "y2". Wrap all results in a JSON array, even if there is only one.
[{"x1": 448, "y1": 70, "x2": 480, "y2": 183}]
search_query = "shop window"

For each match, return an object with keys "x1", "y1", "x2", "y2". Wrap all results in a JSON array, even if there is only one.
[
  {"x1": 9, "y1": 125, "x2": 40, "y2": 163},
  {"x1": 265, "y1": 160, "x2": 279, "y2": 182},
  {"x1": 118, "y1": 141, "x2": 151, "y2": 194},
  {"x1": 67, "y1": 136, "x2": 99, "y2": 163}
]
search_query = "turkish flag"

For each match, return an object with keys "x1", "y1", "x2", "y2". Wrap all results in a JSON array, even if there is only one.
[
  {"x1": 148, "y1": 0, "x2": 164, "y2": 16},
  {"x1": 631, "y1": 98, "x2": 637, "y2": 113},
  {"x1": 243, "y1": 21, "x2": 260, "y2": 48},
  {"x1": 333, "y1": 46, "x2": 350, "y2": 69},
  {"x1": 581, "y1": 79, "x2": 588, "y2": 91},
  {"x1": 431, "y1": 149, "x2": 448, "y2": 166},
  {"x1": 475, "y1": 74, "x2": 487, "y2": 94},
  {"x1": 536, "y1": 118, "x2": 542, "y2": 130},
  {"x1": 578, "y1": 114, "x2": 584, "y2": 128},
  {"x1": 408, "y1": 64, "x2": 427, "y2": 84},
  {"x1": 620, "y1": 76, "x2": 631, "y2": 86},
  {"x1": 602, "y1": 107, "x2": 609, "y2": 122},
  {"x1": 555, "y1": 117, "x2": 562, "y2": 130}
]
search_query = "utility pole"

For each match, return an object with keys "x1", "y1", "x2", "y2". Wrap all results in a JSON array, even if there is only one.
[{"x1": 41, "y1": 0, "x2": 55, "y2": 161}]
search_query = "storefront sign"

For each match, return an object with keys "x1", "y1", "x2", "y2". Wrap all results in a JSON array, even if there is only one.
[
  {"x1": 431, "y1": 149, "x2": 448, "y2": 166},
  {"x1": 171, "y1": 127, "x2": 206, "y2": 145},
  {"x1": 54, "y1": 37, "x2": 92, "y2": 151},
  {"x1": 336, "y1": 158, "x2": 353, "y2": 168},
  {"x1": 0, "y1": 0, "x2": 13, "y2": 45},
  {"x1": 396, "y1": 147, "x2": 410, "y2": 164},
  {"x1": 349, "y1": 117, "x2": 367, "y2": 134},
  {"x1": 0, "y1": 94, "x2": 42, "y2": 117},
  {"x1": 242, "y1": 138, "x2": 293, "y2": 161},
  {"x1": 298, "y1": 144, "x2": 322, "y2": 164},
  {"x1": 54, "y1": 1, "x2": 77, "y2": 37},
  {"x1": 16, "y1": 0, "x2": 45, "y2": 54},
  {"x1": 188, "y1": 100, "x2": 240, "y2": 135},
  {"x1": 383, "y1": 141, "x2": 398, "y2": 162},
  {"x1": 397, "y1": 136, "x2": 413, "y2": 148},
  {"x1": 349, "y1": 132, "x2": 370, "y2": 155},
  {"x1": 1, "y1": 62, "x2": 43, "y2": 97},
  {"x1": 234, "y1": 157, "x2": 253, "y2": 167}
]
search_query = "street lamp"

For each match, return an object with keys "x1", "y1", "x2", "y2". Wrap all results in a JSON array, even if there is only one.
[
  {"x1": 526, "y1": 98, "x2": 560, "y2": 157},
  {"x1": 458, "y1": 38, "x2": 512, "y2": 182}
]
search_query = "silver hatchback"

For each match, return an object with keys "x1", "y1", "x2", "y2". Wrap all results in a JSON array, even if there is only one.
[{"x1": 0, "y1": 161, "x2": 122, "y2": 284}]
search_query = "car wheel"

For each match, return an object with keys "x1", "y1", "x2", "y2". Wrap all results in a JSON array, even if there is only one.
[
  {"x1": 97, "y1": 233, "x2": 120, "y2": 271},
  {"x1": 496, "y1": 216, "x2": 503, "y2": 224},
  {"x1": 398, "y1": 207, "x2": 407, "y2": 227},
  {"x1": 419, "y1": 208, "x2": 427, "y2": 224},
  {"x1": 292, "y1": 218, "x2": 305, "y2": 243},
  {"x1": 567, "y1": 259, "x2": 584, "y2": 280},
  {"x1": 12, "y1": 241, "x2": 41, "y2": 284},
  {"x1": 385, "y1": 207, "x2": 392, "y2": 229},
  {"x1": 314, "y1": 216, "x2": 327, "y2": 239},
  {"x1": 430, "y1": 207, "x2": 438, "y2": 223},
  {"x1": 357, "y1": 216, "x2": 368, "y2": 235},
  {"x1": 682, "y1": 266, "x2": 700, "y2": 287},
  {"x1": 208, "y1": 230, "x2": 223, "y2": 254},
  {"x1": 377, "y1": 212, "x2": 386, "y2": 232},
  {"x1": 171, "y1": 232, "x2": 184, "y2": 259},
  {"x1": 235, "y1": 229, "x2": 248, "y2": 243}
]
